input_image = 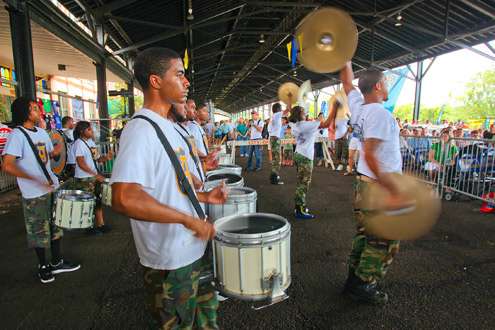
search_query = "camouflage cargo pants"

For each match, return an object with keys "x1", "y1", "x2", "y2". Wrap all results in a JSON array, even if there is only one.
[
  {"x1": 22, "y1": 192, "x2": 63, "y2": 248},
  {"x1": 348, "y1": 178, "x2": 400, "y2": 283},
  {"x1": 270, "y1": 136, "x2": 281, "y2": 176},
  {"x1": 294, "y1": 152, "x2": 313, "y2": 207},
  {"x1": 334, "y1": 137, "x2": 349, "y2": 166},
  {"x1": 143, "y1": 257, "x2": 219, "y2": 330}
]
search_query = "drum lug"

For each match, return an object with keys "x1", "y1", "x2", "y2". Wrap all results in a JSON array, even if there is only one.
[{"x1": 252, "y1": 273, "x2": 288, "y2": 311}]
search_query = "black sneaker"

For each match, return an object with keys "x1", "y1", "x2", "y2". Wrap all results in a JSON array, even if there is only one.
[
  {"x1": 270, "y1": 174, "x2": 284, "y2": 185},
  {"x1": 38, "y1": 265, "x2": 55, "y2": 284},
  {"x1": 96, "y1": 224, "x2": 112, "y2": 233},
  {"x1": 346, "y1": 278, "x2": 388, "y2": 305},
  {"x1": 50, "y1": 259, "x2": 81, "y2": 274}
]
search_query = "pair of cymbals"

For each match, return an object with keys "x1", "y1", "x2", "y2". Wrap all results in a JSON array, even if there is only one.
[
  {"x1": 296, "y1": 7, "x2": 358, "y2": 73},
  {"x1": 278, "y1": 80, "x2": 312, "y2": 106},
  {"x1": 360, "y1": 173, "x2": 441, "y2": 240}
]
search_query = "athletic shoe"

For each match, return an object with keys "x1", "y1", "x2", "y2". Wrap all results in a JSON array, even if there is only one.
[
  {"x1": 345, "y1": 277, "x2": 388, "y2": 305},
  {"x1": 50, "y1": 259, "x2": 81, "y2": 274},
  {"x1": 255, "y1": 168, "x2": 262, "y2": 172},
  {"x1": 270, "y1": 174, "x2": 284, "y2": 185},
  {"x1": 336, "y1": 164, "x2": 344, "y2": 171},
  {"x1": 216, "y1": 291, "x2": 229, "y2": 302},
  {"x1": 38, "y1": 265, "x2": 55, "y2": 284},
  {"x1": 294, "y1": 206, "x2": 316, "y2": 220},
  {"x1": 97, "y1": 224, "x2": 112, "y2": 234}
]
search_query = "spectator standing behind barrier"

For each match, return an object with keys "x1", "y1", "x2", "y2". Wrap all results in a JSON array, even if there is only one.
[
  {"x1": 246, "y1": 111, "x2": 264, "y2": 171},
  {"x1": 236, "y1": 118, "x2": 249, "y2": 157}
]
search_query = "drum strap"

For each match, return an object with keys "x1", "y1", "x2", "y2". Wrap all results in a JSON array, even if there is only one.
[
  {"x1": 134, "y1": 115, "x2": 206, "y2": 220},
  {"x1": 16, "y1": 127, "x2": 54, "y2": 185},
  {"x1": 174, "y1": 124, "x2": 205, "y2": 182},
  {"x1": 79, "y1": 138, "x2": 100, "y2": 173}
]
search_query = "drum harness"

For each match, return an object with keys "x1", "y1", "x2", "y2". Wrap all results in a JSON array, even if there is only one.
[
  {"x1": 17, "y1": 127, "x2": 53, "y2": 185},
  {"x1": 134, "y1": 115, "x2": 206, "y2": 220}
]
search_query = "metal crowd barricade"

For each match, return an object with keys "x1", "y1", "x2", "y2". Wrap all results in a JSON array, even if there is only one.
[
  {"x1": 0, "y1": 158, "x2": 17, "y2": 192},
  {"x1": 439, "y1": 137, "x2": 495, "y2": 202},
  {"x1": 96, "y1": 140, "x2": 119, "y2": 175},
  {"x1": 400, "y1": 135, "x2": 440, "y2": 188}
]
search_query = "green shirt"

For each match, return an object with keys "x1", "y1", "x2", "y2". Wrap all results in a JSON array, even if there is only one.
[
  {"x1": 431, "y1": 142, "x2": 458, "y2": 164},
  {"x1": 236, "y1": 123, "x2": 248, "y2": 136}
]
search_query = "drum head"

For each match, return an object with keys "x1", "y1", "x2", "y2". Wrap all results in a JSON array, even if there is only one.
[
  {"x1": 207, "y1": 173, "x2": 241, "y2": 184},
  {"x1": 49, "y1": 130, "x2": 67, "y2": 176}
]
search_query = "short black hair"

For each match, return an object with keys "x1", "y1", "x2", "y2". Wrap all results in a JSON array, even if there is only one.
[
  {"x1": 61, "y1": 116, "x2": 73, "y2": 127},
  {"x1": 134, "y1": 47, "x2": 180, "y2": 90},
  {"x1": 358, "y1": 69, "x2": 384, "y2": 95},
  {"x1": 11, "y1": 97, "x2": 35, "y2": 126},
  {"x1": 289, "y1": 106, "x2": 304, "y2": 123},
  {"x1": 197, "y1": 103, "x2": 207, "y2": 110},
  {"x1": 272, "y1": 103, "x2": 282, "y2": 113}
]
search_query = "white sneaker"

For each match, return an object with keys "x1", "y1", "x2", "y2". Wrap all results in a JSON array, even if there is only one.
[
  {"x1": 336, "y1": 164, "x2": 344, "y2": 171},
  {"x1": 216, "y1": 291, "x2": 229, "y2": 302}
]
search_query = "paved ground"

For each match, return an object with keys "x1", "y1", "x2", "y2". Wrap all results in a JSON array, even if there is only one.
[{"x1": 2, "y1": 153, "x2": 495, "y2": 329}]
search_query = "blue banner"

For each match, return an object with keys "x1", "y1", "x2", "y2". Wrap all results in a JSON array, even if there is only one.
[{"x1": 384, "y1": 67, "x2": 408, "y2": 113}]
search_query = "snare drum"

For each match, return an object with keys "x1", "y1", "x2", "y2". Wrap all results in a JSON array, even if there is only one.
[
  {"x1": 208, "y1": 187, "x2": 257, "y2": 222},
  {"x1": 54, "y1": 190, "x2": 95, "y2": 229},
  {"x1": 207, "y1": 164, "x2": 242, "y2": 177},
  {"x1": 204, "y1": 173, "x2": 244, "y2": 191},
  {"x1": 101, "y1": 179, "x2": 112, "y2": 207},
  {"x1": 213, "y1": 213, "x2": 291, "y2": 302}
]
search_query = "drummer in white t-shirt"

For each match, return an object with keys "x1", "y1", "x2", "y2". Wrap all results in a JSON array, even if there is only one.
[
  {"x1": 340, "y1": 61, "x2": 404, "y2": 305},
  {"x1": 110, "y1": 48, "x2": 227, "y2": 329},
  {"x1": 288, "y1": 103, "x2": 338, "y2": 220}
]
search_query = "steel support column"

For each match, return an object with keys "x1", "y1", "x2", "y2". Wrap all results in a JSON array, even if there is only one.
[
  {"x1": 95, "y1": 23, "x2": 109, "y2": 141},
  {"x1": 413, "y1": 60, "x2": 424, "y2": 121},
  {"x1": 7, "y1": 1, "x2": 36, "y2": 99},
  {"x1": 127, "y1": 80, "x2": 135, "y2": 116}
]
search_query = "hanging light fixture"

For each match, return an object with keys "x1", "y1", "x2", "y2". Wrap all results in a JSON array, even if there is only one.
[
  {"x1": 395, "y1": 12, "x2": 403, "y2": 27},
  {"x1": 259, "y1": 34, "x2": 265, "y2": 44},
  {"x1": 187, "y1": 0, "x2": 194, "y2": 20}
]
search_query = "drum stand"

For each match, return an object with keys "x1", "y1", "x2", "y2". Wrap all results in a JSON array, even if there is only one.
[{"x1": 251, "y1": 272, "x2": 289, "y2": 310}]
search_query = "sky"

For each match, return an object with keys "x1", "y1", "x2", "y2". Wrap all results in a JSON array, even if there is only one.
[
  {"x1": 396, "y1": 42, "x2": 495, "y2": 107},
  {"x1": 310, "y1": 42, "x2": 495, "y2": 109}
]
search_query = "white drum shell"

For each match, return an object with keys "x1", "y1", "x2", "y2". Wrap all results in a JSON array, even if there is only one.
[
  {"x1": 101, "y1": 179, "x2": 112, "y2": 207},
  {"x1": 213, "y1": 213, "x2": 291, "y2": 301},
  {"x1": 218, "y1": 153, "x2": 232, "y2": 165},
  {"x1": 204, "y1": 175, "x2": 244, "y2": 191},
  {"x1": 208, "y1": 187, "x2": 257, "y2": 222},
  {"x1": 54, "y1": 190, "x2": 95, "y2": 229}
]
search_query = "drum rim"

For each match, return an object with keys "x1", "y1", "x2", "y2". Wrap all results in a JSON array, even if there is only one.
[
  {"x1": 221, "y1": 187, "x2": 256, "y2": 203},
  {"x1": 214, "y1": 212, "x2": 291, "y2": 245},
  {"x1": 57, "y1": 189, "x2": 95, "y2": 201},
  {"x1": 214, "y1": 277, "x2": 292, "y2": 301}
]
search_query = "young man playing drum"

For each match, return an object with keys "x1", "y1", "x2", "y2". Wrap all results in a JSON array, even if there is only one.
[
  {"x1": 111, "y1": 47, "x2": 228, "y2": 329},
  {"x1": 340, "y1": 62, "x2": 403, "y2": 305},
  {"x1": 2, "y1": 97, "x2": 80, "y2": 284}
]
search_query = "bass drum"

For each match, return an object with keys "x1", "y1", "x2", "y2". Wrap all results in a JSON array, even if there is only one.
[{"x1": 48, "y1": 130, "x2": 68, "y2": 177}]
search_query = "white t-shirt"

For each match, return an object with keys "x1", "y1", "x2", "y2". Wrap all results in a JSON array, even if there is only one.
[
  {"x1": 291, "y1": 121, "x2": 321, "y2": 160},
  {"x1": 348, "y1": 89, "x2": 365, "y2": 141},
  {"x1": 175, "y1": 122, "x2": 205, "y2": 183},
  {"x1": 2, "y1": 127, "x2": 59, "y2": 199},
  {"x1": 187, "y1": 121, "x2": 208, "y2": 156},
  {"x1": 250, "y1": 119, "x2": 264, "y2": 140},
  {"x1": 357, "y1": 103, "x2": 402, "y2": 179},
  {"x1": 335, "y1": 119, "x2": 349, "y2": 140},
  {"x1": 62, "y1": 129, "x2": 75, "y2": 165},
  {"x1": 73, "y1": 138, "x2": 98, "y2": 178},
  {"x1": 268, "y1": 111, "x2": 283, "y2": 138},
  {"x1": 110, "y1": 109, "x2": 206, "y2": 270}
]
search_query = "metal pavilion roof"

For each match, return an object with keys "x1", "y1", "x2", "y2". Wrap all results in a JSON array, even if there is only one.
[{"x1": 55, "y1": 0, "x2": 495, "y2": 112}]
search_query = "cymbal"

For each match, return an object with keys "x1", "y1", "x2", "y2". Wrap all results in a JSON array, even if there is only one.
[
  {"x1": 329, "y1": 90, "x2": 350, "y2": 120},
  {"x1": 296, "y1": 7, "x2": 358, "y2": 73},
  {"x1": 360, "y1": 174, "x2": 441, "y2": 240},
  {"x1": 278, "y1": 82, "x2": 299, "y2": 105},
  {"x1": 298, "y1": 80, "x2": 312, "y2": 108}
]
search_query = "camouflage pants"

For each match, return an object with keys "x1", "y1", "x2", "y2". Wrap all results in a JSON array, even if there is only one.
[
  {"x1": 334, "y1": 137, "x2": 349, "y2": 166},
  {"x1": 22, "y1": 193, "x2": 63, "y2": 248},
  {"x1": 75, "y1": 177, "x2": 102, "y2": 208},
  {"x1": 270, "y1": 137, "x2": 281, "y2": 176},
  {"x1": 283, "y1": 147, "x2": 293, "y2": 161},
  {"x1": 294, "y1": 152, "x2": 313, "y2": 207},
  {"x1": 348, "y1": 178, "x2": 400, "y2": 283},
  {"x1": 143, "y1": 257, "x2": 219, "y2": 330}
]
